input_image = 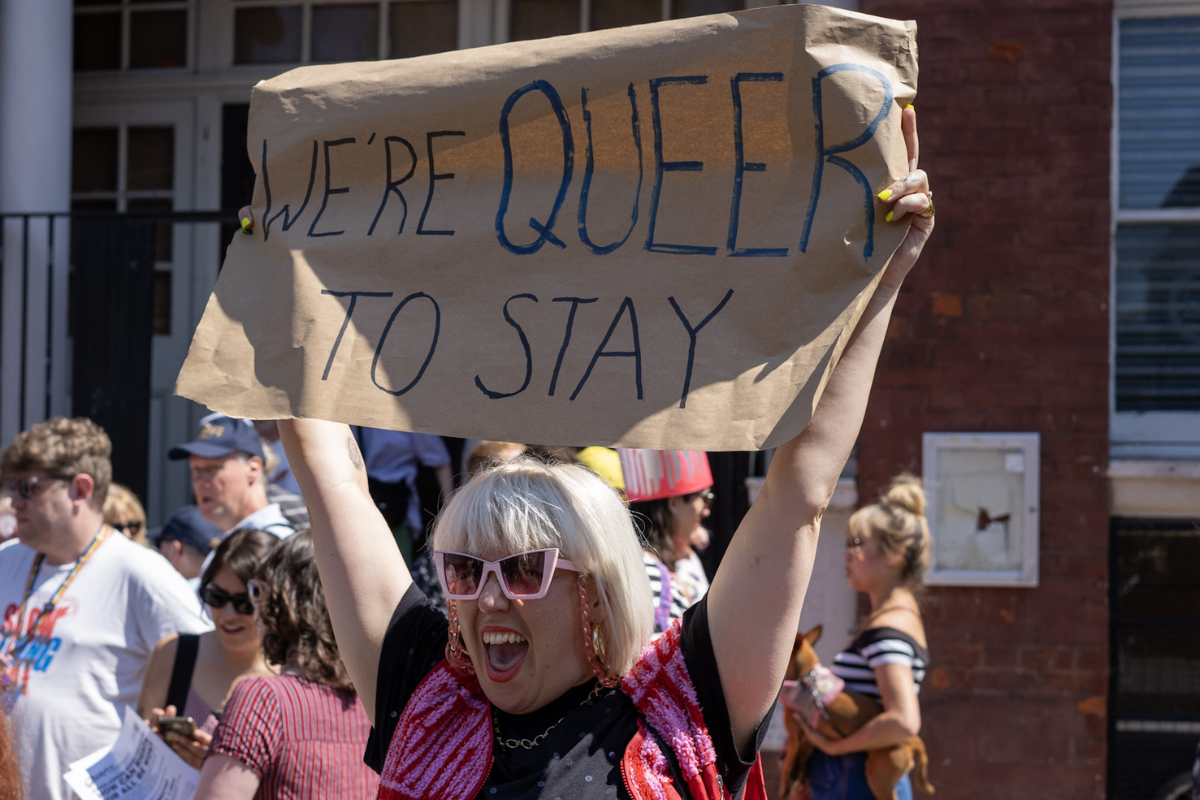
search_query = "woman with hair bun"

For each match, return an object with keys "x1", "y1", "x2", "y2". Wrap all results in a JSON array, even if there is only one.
[{"x1": 798, "y1": 474, "x2": 932, "y2": 800}]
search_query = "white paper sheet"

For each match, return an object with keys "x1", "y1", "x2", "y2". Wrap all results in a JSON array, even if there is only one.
[{"x1": 64, "y1": 706, "x2": 200, "y2": 800}]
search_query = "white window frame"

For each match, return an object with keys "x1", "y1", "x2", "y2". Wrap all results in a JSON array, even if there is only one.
[{"x1": 1111, "y1": 0, "x2": 1200, "y2": 460}]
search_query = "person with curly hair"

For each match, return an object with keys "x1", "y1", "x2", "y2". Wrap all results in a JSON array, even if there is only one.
[
  {"x1": 193, "y1": 531, "x2": 379, "y2": 798},
  {"x1": 136, "y1": 529, "x2": 278, "y2": 769},
  {"x1": 0, "y1": 417, "x2": 207, "y2": 800}
]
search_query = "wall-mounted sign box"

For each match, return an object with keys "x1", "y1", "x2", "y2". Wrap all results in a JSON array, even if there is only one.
[{"x1": 922, "y1": 432, "x2": 1040, "y2": 588}]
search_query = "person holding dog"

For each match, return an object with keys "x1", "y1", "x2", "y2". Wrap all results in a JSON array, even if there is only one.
[
  {"x1": 796, "y1": 474, "x2": 932, "y2": 800},
  {"x1": 248, "y1": 107, "x2": 934, "y2": 800}
]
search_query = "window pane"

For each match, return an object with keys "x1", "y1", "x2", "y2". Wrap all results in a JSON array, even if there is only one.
[
  {"x1": 234, "y1": 6, "x2": 302, "y2": 64},
  {"x1": 130, "y1": 9, "x2": 187, "y2": 68},
  {"x1": 127, "y1": 127, "x2": 174, "y2": 190},
  {"x1": 592, "y1": 0, "x2": 660, "y2": 30},
  {"x1": 389, "y1": 0, "x2": 457, "y2": 58},
  {"x1": 1115, "y1": 224, "x2": 1200, "y2": 412},
  {"x1": 511, "y1": 0, "x2": 580, "y2": 41},
  {"x1": 127, "y1": 199, "x2": 174, "y2": 263},
  {"x1": 1119, "y1": 17, "x2": 1200, "y2": 209},
  {"x1": 73, "y1": 128, "x2": 119, "y2": 193},
  {"x1": 312, "y1": 4, "x2": 380, "y2": 62},
  {"x1": 74, "y1": 12, "x2": 121, "y2": 70},
  {"x1": 70, "y1": 199, "x2": 118, "y2": 212},
  {"x1": 671, "y1": 0, "x2": 739, "y2": 19},
  {"x1": 152, "y1": 270, "x2": 173, "y2": 336}
]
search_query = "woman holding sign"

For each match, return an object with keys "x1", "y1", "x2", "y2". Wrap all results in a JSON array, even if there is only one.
[{"x1": 268, "y1": 107, "x2": 934, "y2": 800}]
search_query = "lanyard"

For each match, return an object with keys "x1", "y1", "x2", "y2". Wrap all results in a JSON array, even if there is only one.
[{"x1": 0, "y1": 523, "x2": 112, "y2": 698}]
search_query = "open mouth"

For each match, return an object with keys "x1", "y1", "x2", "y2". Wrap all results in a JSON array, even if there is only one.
[{"x1": 481, "y1": 629, "x2": 529, "y2": 682}]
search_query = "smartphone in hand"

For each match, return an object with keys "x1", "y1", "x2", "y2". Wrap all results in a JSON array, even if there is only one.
[{"x1": 156, "y1": 715, "x2": 197, "y2": 739}]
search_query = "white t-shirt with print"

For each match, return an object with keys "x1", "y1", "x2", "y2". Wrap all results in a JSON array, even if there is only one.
[{"x1": 0, "y1": 534, "x2": 211, "y2": 800}]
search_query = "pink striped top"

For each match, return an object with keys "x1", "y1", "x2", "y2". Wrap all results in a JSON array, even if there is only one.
[
  {"x1": 181, "y1": 687, "x2": 219, "y2": 736},
  {"x1": 208, "y1": 673, "x2": 379, "y2": 799}
]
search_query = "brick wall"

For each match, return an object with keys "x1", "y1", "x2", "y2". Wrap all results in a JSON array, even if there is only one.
[{"x1": 854, "y1": 0, "x2": 1112, "y2": 797}]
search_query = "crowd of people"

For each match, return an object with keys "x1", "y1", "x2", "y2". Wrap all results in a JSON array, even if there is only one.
[
  {"x1": 0, "y1": 111, "x2": 934, "y2": 800},
  {"x1": 0, "y1": 413, "x2": 733, "y2": 799}
]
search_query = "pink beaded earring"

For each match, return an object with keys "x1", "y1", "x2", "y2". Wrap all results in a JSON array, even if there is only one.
[
  {"x1": 578, "y1": 574, "x2": 620, "y2": 688},
  {"x1": 445, "y1": 600, "x2": 475, "y2": 675}
]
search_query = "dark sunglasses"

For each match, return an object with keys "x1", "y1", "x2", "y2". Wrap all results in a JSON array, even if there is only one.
[
  {"x1": 200, "y1": 584, "x2": 255, "y2": 615},
  {"x1": 116, "y1": 521, "x2": 143, "y2": 535},
  {"x1": 5, "y1": 475, "x2": 71, "y2": 500},
  {"x1": 433, "y1": 549, "x2": 579, "y2": 600},
  {"x1": 688, "y1": 490, "x2": 715, "y2": 506}
]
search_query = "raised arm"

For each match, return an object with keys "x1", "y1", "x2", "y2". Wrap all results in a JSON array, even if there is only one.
[
  {"x1": 705, "y1": 108, "x2": 934, "y2": 752},
  {"x1": 277, "y1": 418, "x2": 409, "y2": 722}
]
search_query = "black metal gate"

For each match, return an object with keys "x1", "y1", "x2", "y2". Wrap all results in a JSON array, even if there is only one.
[
  {"x1": 0, "y1": 210, "x2": 235, "y2": 502},
  {"x1": 69, "y1": 215, "x2": 158, "y2": 501},
  {"x1": 1110, "y1": 517, "x2": 1200, "y2": 800}
]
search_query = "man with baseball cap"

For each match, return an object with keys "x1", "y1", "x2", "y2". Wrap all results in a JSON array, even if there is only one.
[
  {"x1": 151, "y1": 505, "x2": 220, "y2": 588},
  {"x1": 169, "y1": 413, "x2": 295, "y2": 545}
]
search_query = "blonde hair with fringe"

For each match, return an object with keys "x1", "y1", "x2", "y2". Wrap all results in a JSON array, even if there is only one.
[
  {"x1": 846, "y1": 473, "x2": 931, "y2": 589},
  {"x1": 431, "y1": 457, "x2": 653, "y2": 679},
  {"x1": 103, "y1": 483, "x2": 148, "y2": 547}
]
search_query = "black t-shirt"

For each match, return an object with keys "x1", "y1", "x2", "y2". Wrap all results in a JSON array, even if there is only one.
[{"x1": 365, "y1": 585, "x2": 767, "y2": 800}]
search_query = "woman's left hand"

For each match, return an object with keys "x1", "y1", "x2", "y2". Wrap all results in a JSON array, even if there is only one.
[
  {"x1": 795, "y1": 713, "x2": 847, "y2": 756},
  {"x1": 874, "y1": 106, "x2": 934, "y2": 292}
]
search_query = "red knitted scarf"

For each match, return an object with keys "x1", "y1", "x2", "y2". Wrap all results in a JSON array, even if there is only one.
[{"x1": 377, "y1": 620, "x2": 766, "y2": 800}]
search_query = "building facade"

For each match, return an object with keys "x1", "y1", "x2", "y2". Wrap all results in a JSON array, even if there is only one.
[{"x1": 0, "y1": 0, "x2": 1197, "y2": 796}]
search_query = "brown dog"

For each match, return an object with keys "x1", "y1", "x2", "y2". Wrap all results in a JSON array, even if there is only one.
[{"x1": 778, "y1": 625, "x2": 934, "y2": 800}]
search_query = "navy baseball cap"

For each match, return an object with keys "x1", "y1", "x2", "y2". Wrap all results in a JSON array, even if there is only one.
[
  {"x1": 150, "y1": 505, "x2": 221, "y2": 555},
  {"x1": 168, "y1": 413, "x2": 265, "y2": 461}
]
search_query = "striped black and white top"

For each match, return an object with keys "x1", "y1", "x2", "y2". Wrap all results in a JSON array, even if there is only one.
[
  {"x1": 643, "y1": 552, "x2": 691, "y2": 633},
  {"x1": 831, "y1": 627, "x2": 929, "y2": 698}
]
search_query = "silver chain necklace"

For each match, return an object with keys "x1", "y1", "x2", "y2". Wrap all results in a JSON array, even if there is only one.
[{"x1": 492, "y1": 683, "x2": 604, "y2": 752}]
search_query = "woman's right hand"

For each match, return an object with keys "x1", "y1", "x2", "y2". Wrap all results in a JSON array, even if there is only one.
[
  {"x1": 165, "y1": 728, "x2": 212, "y2": 771},
  {"x1": 149, "y1": 704, "x2": 210, "y2": 770}
]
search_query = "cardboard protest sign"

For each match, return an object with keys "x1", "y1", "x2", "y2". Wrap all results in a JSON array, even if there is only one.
[{"x1": 176, "y1": 3, "x2": 918, "y2": 451}]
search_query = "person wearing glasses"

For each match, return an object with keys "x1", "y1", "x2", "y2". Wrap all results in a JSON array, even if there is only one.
[
  {"x1": 794, "y1": 475, "x2": 932, "y2": 800},
  {"x1": 194, "y1": 531, "x2": 380, "y2": 798},
  {"x1": 621, "y1": 448, "x2": 715, "y2": 628},
  {"x1": 136, "y1": 529, "x2": 278, "y2": 769},
  {"x1": 0, "y1": 417, "x2": 208, "y2": 800},
  {"x1": 262, "y1": 108, "x2": 933, "y2": 800},
  {"x1": 102, "y1": 483, "x2": 150, "y2": 547}
]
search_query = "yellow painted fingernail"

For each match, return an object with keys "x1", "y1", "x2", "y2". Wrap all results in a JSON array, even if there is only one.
[
  {"x1": 240, "y1": 217, "x2": 252, "y2": 233},
  {"x1": 885, "y1": 210, "x2": 894, "y2": 222},
  {"x1": 877, "y1": 189, "x2": 892, "y2": 201},
  {"x1": 906, "y1": 104, "x2": 915, "y2": 110}
]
